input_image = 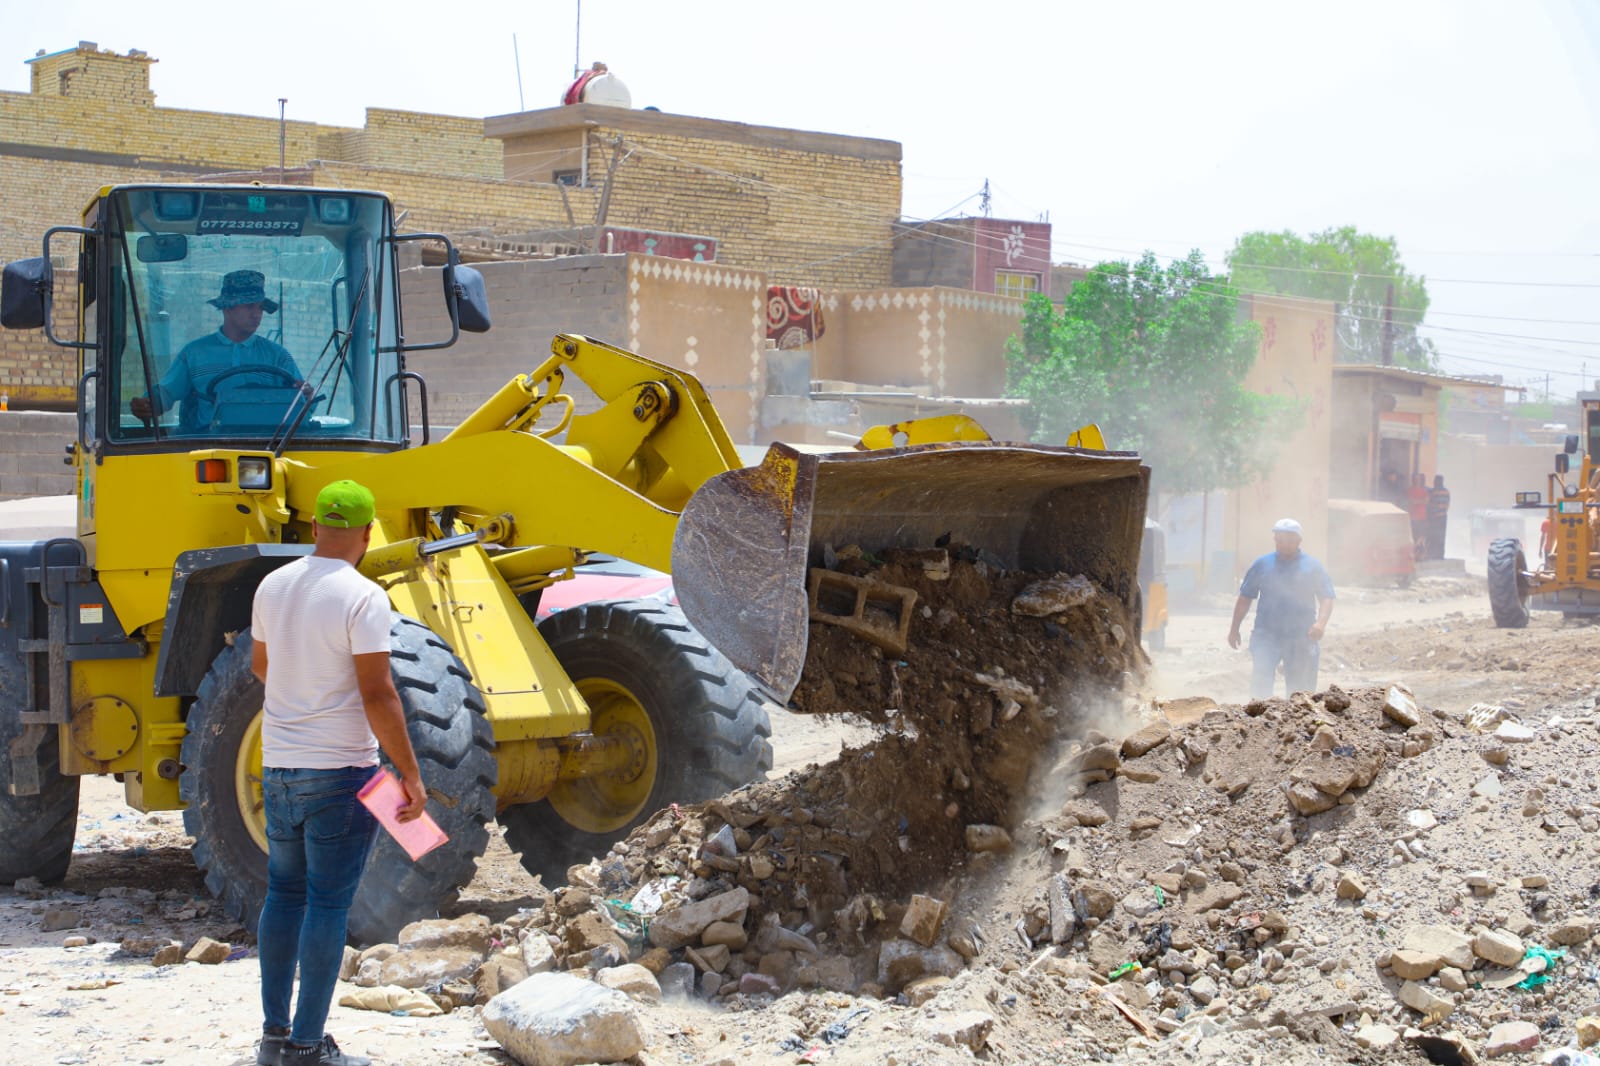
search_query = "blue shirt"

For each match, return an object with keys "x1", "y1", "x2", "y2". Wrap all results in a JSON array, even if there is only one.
[
  {"x1": 155, "y1": 330, "x2": 299, "y2": 434},
  {"x1": 1239, "y1": 551, "x2": 1335, "y2": 637}
]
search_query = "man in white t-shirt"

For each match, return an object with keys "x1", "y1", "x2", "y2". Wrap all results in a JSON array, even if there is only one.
[{"x1": 249, "y1": 479, "x2": 425, "y2": 1066}]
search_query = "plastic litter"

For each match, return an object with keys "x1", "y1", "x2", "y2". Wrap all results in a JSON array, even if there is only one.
[
  {"x1": 602, "y1": 898, "x2": 650, "y2": 950},
  {"x1": 1516, "y1": 944, "x2": 1567, "y2": 990},
  {"x1": 629, "y1": 877, "x2": 676, "y2": 916},
  {"x1": 1108, "y1": 961, "x2": 1142, "y2": 981}
]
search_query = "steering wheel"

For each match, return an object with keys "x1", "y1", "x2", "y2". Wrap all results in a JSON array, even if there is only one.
[
  {"x1": 199, "y1": 364, "x2": 325, "y2": 427},
  {"x1": 199, "y1": 364, "x2": 301, "y2": 402}
]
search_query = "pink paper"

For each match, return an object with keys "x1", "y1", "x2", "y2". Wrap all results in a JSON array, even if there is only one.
[{"x1": 357, "y1": 769, "x2": 447, "y2": 862}]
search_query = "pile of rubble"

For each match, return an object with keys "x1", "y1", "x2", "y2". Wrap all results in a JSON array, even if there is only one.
[{"x1": 343, "y1": 676, "x2": 1597, "y2": 1064}]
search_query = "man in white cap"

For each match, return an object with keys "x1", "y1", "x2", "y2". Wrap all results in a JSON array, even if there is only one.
[{"x1": 1227, "y1": 517, "x2": 1335, "y2": 698}]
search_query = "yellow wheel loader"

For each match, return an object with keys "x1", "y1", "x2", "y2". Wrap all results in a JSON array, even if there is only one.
[
  {"x1": 1493, "y1": 392, "x2": 1600, "y2": 627},
  {"x1": 0, "y1": 183, "x2": 1149, "y2": 943}
]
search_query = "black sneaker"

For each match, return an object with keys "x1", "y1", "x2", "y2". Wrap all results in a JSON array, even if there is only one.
[
  {"x1": 278, "y1": 1035, "x2": 371, "y2": 1066},
  {"x1": 256, "y1": 1027, "x2": 289, "y2": 1066}
]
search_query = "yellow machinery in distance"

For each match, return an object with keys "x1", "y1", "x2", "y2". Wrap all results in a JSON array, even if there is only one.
[
  {"x1": 1492, "y1": 392, "x2": 1600, "y2": 627},
  {"x1": 0, "y1": 182, "x2": 1150, "y2": 943}
]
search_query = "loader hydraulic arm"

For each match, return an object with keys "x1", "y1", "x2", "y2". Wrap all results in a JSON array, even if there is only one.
[
  {"x1": 442, "y1": 334, "x2": 743, "y2": 511},
  {"x1": 287, "y1": 334, "x2": 744, "y2": 571}
]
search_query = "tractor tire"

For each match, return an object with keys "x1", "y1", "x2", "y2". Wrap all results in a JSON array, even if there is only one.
[
  {"x1": 180, "y1": 616, "x2": 497, "y2": 944},
  {"x1": 347, "y1": 617, "x2": 497, "y2": 945},
  {"x1": 1487, "y1": 537, "x2": 1531, "y2": 629},
  {"x1": 499, "y1": 599, "x2": 773, "y2": 885},
  {"x1": 0, "y1": 712, "x2": 79, "y2": 884}
]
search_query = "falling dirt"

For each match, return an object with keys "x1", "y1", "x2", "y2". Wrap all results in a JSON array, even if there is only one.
[{"x1": 528, "y1": 547, "x2": 1153, "y2": 1002}]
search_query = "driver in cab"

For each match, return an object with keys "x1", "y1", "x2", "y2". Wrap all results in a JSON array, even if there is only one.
[{"x1": 131, "y1": 269, "x2": 301, "y2": 433}]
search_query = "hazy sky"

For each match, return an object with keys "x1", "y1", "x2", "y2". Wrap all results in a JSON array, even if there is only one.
[{"x1": 7, "y1": 1, "x2": 1599, "y2": 395}]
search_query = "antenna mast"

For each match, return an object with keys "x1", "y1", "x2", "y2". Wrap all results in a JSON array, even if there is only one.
[
  {"x1": 574, "y1": 0, "x2": 583, "y2": 79},
  {"x1": 513, "y1": 34, "x2": 525, "y2": 111}
]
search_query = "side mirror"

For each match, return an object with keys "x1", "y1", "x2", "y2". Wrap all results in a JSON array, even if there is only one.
[
  {"x1": 443, "y1": 262, "x2": 491, "y2": 334},
  {"x1": 136, "y1": 234, "x2": 188, "y2": 263},
  {"x1": 0, "y1": 257, "x2": 52, "y2": 330},
  {"x1": 1565, "y1": 435, "x2": 1580, "y2": 455},
  {"x1": 1557, "y1": 453, "x2": 1571, "y2": 474}
]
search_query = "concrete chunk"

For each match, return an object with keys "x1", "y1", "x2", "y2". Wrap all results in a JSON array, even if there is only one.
[
  {"x1": 899, "y1": 894, "x2": 948, "y2": 947},
  {"x1": 1398, "y1": 980, "x2": 1455, "y2": 1019},
  {"x1": 185, "y1": 937, "x2": 230, "y2": 965},
  {"x1": 1472, "y1": 929, "x2": 1525, "y2": 968},
  {"x1": 648, "y1": 887, "x2": 750, "y2": 950},
  {"x1": 1399, "y1": 926, "x2": 1475, "y2": 971},
  {"x1": 482, "y1": 972, "x2": 645, "y2": 1066}
]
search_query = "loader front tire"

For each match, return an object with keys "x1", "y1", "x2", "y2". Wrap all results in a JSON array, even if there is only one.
[
  {"x1": 1488, "y1": 537, "x2": 1531, "y2": 629},
  {"x1": 180, "y1": 616, "x2": 497, "y2": 945},
  {"x1": 0, "y1": 714, "x2": 79, "y2": 884},
  {"x1": 500, "y1": 599, "x2": 773, "y2": 885}
]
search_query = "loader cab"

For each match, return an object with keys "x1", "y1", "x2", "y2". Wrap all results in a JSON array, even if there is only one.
[
  {"x1": 2, "y1": 184, "x2": 489, "y2": 453},
  {"x1": 1585, "y1": 396, "x2": 1600, "y2": 471}
]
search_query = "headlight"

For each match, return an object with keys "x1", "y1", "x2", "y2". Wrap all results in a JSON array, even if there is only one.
[{"x1": 237, "y1": 456, "x2": 273, "y2": 490}]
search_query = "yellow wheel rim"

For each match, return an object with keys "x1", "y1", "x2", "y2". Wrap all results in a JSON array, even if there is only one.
[
  {"x1": 234, "y1": 710, "x2": 269, "y2": 855},
  {"x1": 548, "y1": 678, "x2": 657, "y2": 835}
]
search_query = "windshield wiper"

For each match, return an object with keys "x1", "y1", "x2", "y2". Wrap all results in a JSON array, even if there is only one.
[{"x1": 270, "y1": 263, "x2": 370, "y2": 457}]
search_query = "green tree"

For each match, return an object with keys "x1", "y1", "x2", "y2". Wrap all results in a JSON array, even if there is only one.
[
  {"x1": 1226, "y1": 226, "x2": 1438, "y2": 370},
  {"x1": 1005, "y1": 251, "x2": 1296, "y2": 496}
]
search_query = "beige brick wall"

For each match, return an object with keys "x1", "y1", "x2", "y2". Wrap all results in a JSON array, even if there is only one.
[
  {"x1": 312, "y1": 162, "x2": 589, "y2": 243},
  {"x1": 30, "y1": 46, "x2": 156, "y2": 106},
  {"x1": 348, "y1": 109, "x2": 503, "y2": 179},
  {"x1": 596, "y1": 125, "x2": 900, "y2": 289},
  {"x1": 495, "y1": 111, "x2": 901, "y2": 290},
  {"x1": 5, "y1": 48, "x2": 903, "y2": 293}
]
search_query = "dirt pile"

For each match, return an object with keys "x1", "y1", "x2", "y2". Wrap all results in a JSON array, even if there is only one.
[{"x1": 524, "y1": 550, "x2": 1147, "y2": 983}]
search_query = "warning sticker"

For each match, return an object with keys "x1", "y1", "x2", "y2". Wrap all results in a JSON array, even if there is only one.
[{"x1": 79, "y1": 604, "x2": 104, "y2": 625}]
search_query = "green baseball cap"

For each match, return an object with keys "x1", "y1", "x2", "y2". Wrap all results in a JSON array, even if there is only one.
[{"x1": 315, "y1": 479, "x2": 375, "y2": 528}]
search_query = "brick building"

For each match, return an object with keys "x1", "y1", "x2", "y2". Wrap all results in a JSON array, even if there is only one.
[{"x1": 0, "y1": 42, "x2": 1043, "y2": 448}]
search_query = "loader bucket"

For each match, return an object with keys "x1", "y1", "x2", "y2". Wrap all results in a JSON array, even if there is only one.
[{"x1": 672, "y1": 441, "x2": 1150, "y2": 703}]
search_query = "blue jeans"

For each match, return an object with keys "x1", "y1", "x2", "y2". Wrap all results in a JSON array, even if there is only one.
[
  {"x1": 259, "y1": 766, "x2": 378, "y2": 1046},
  {"x1": 1249, "y1": 628, "x2": 1320, "y2": 699}
]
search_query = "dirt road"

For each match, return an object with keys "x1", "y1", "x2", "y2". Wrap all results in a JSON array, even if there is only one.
[{"x1": 5, "y1": 577, "x2": 1600, "y2": 1065}]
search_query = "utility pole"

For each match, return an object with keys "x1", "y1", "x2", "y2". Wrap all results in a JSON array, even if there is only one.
[
  {"x1": 1380, "y1": 283, "x2": 1394, "y2": 366},
  {"x1": 979, "y1": 179, "x2": 991, "y2": 218},
  {"x1": 277, "y1": 98, "x2": 287, "y2": 180}
]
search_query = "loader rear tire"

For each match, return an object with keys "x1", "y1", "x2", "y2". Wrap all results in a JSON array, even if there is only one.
[
  {"x1": 0, "y1": 712, "x2": 79, "y2": 884},
  {"x1": 1488, "y1": 537, "x2": 1531, "y2": 629},
  {"x1": 499, "y1": 599, "x2": 773, "y2": 885},
  {"x1": 180, "y1": 616, "x2": 497, "y2": 945}
]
